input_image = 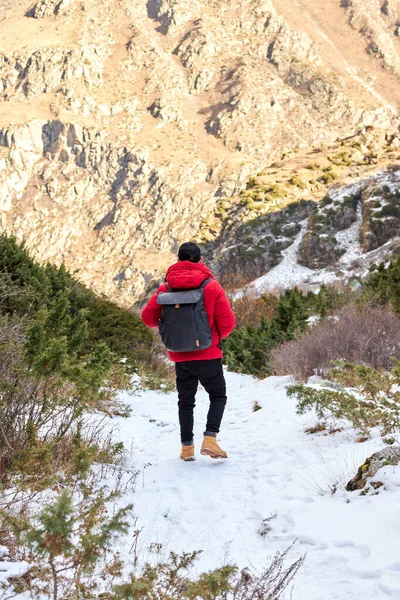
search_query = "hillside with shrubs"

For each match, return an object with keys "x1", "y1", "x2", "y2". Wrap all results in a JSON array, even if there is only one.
[
  {"x1": 224, "y1": 254, "x2": 400, "y2": 455},
  {"x1": 0, "y1": 234, "x2": 157, "y2": 484},
  {"x1": 0, "y1": 235, "x2": 306, "y2": 599},
  {"x1": 0, "y1": 235, "x2": 400, "y2": 599},
  {"x1": 224, "y1": 256, "x2": 400, "y2": 378}
]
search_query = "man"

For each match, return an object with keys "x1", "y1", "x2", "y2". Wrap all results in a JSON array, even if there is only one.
[{"x1": 141, "y1": 242, "x2": 236, "y2": 462}]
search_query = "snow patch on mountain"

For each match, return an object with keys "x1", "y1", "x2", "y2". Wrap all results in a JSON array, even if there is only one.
[
  {"x1": 251, "y1": 173, "x2": 400, "y2": 293},
  {"x1": 253, "y1": 220, "x2": 317, "y2": 291}
]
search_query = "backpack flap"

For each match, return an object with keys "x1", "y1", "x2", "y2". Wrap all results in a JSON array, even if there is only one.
[{"x1": 157, "y1": 290, "x2": 203, "y2": 306}]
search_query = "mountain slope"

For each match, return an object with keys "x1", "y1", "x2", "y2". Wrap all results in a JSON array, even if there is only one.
[{"x1": 1, "y1": 0, "x2": 400, "y2": 302}]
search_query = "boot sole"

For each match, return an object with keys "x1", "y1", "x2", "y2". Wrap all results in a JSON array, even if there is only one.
[
  {"x1": 181, "y1": 456, "x2": 196, "y2": 462},
  {"x1": 200, "y1": 448, "x2": 227, "y2": 459}
]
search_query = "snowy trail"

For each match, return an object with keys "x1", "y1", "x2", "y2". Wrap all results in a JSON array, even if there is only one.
[{"x1": 114, "y1": 372, "x2": 400, "y2": 599}]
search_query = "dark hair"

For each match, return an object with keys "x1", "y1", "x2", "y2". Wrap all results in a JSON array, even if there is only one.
[{"x1": 178, "y1": 242, "x2": 201, "y2": 263}]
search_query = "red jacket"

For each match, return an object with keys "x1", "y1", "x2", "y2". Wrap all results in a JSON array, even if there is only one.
[{"x1": 141, "y1": 261, "x2": 236, "y2": 362}]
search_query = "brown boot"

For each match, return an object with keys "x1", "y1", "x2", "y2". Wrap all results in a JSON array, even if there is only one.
[
  {"x1": 200, "y1": 436, "x2": 227, "y2": 459},
  {"x1": 180, "y1": 444, "x2": 195, "y2": 461}
]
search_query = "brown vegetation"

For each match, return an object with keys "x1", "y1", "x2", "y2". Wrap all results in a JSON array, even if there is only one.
[
  {"x1": 223, "y1": 274, "x2": 277, "y2": 329},
  {"x1": 272, "y1": 305, "x2": 400, "y2": 380}
]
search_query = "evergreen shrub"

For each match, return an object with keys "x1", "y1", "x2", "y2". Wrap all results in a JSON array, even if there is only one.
[
  {"x1": 1, "y1": 489, "x2": 304, "y2": 600},
  {"x1": 223, "y1": 288, "x2": 311, "y2": 376},
  {"x1": 0, "y1": 235, "x2": 152, "y2": 370},
  {"x1": 1, "y1": 486, "x2": 133, "y2": 599},
  {"x1": 223, "y1": 284, "x2": 349, "y2": 376},
  {"x1": 0, "y1": 235, "x2": 152, "y2": 481},
  {"x1": 361, "y1": 256, "x2": 400, "y2": 312},
  {"x1": 287, "y1": 360, "x2": 400, "y2": 436}
]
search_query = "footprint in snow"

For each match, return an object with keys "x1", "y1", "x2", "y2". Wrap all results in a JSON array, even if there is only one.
[
  {"x1": 281, "y1": 494, "x2": 314, "y2": 505},
  {"x1": 332, "y1": 540, "x2": 370, "y2": 559},
  {"x1": 349, "y1": 567, "x2": 383, "y2": 580}
]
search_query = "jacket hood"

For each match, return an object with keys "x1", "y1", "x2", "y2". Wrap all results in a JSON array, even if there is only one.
[{"x1": 165, "y1": 261, "x2": 215, "y2": 290}]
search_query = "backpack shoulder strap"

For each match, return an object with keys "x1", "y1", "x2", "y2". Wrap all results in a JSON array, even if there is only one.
[{"x1": 199, "y1": 278, "x2": 213, "y2": 290}]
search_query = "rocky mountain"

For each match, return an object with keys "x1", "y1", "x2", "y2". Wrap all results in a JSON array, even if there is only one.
[
  {"x1": 206, "y1": 165, "x2": 399, "y2": 300},
  {"x1": 1, "y1": 0, "x2": 400, "y2": 303}
]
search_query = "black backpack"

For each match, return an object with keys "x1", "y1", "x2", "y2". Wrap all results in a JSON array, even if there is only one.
[{"x1": 157, "y1": 279, "x2": 213, "y2": 352}]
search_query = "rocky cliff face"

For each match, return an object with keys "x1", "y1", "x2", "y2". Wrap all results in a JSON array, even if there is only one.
[
  {"x1": 344, "y1": 0, "x2": 400, "y2": 77},
  {"x1": 0, "y1": 119, "x2": 222, "y2": 299},
  {"x1": 207, "y1": 166, "x2": 400, "y2": 289},
  {"x1": 0, "y1": 0, "x2": 399, "y2": 302}
]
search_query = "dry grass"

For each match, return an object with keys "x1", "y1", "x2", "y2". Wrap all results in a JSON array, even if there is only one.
[
  {"x1": 305, "y1": 423, "x2": 327, "y2": 435},
  {"x1": 223, "y1": 274, "x2": 277, "y2": 329},
  {"x1": 231, "y1": 542, "x2": 305, "y2": 599},
  {"x1": 136, "y1": 332, "x2": 176, "y2": 392},
  {"x1": 272, "y1": 304, "x2": 400, "y2": 380}
]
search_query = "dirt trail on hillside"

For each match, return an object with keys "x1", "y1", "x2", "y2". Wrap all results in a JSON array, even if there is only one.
[
  {"x1": 0, "y1": 0, "x2": 81, "y2": 53},
  {"x1": 278, "y1": 0, "x2": 400, "y2": 113}
]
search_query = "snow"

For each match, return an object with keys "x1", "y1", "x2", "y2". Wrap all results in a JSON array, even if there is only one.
[
  {"x1": 1, "y1": 374, "x2": 400, "y2": 599},
  {"x1": 2, "y1": 173, "x2": 400, "y2": 597},
  {"x1": 335, "y1": 204, "x2": 363, "y2": 267},
  {"x1": 253, "y1": 220, "x2": 317, "y2": 291},
  {"x1": 99, "y1": 370, "x2": 400, "y2": 600},
  {"x1": 0, "y1": 545, "x2": 29, "y2": 585}
]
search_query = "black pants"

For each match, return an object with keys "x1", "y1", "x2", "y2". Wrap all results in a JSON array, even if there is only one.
[{"x1": 175, "y1": 359, "x2": 227, "y2": 444}]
